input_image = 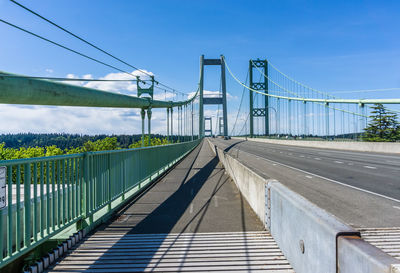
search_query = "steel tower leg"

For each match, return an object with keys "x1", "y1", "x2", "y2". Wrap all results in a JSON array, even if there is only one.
[
  {"x1": 220, "y1": 55, "x2": 228, "y2": 139},
  {"x1": 140, "y1": 108, "x2": 145, "y2": 147},
  {"x1": 249, "y1": 60, "x2": 254, "y2": 138},
  {"x1": 171, "y1": 107, "x2": 174, "y2": 143},
  {"x1": 264, "y1": 60, "x2": 269, "y2": 136},
  {"x1": 147, "y1": 107, "x2": 152, "y2": 146},
  {"x1": 199, "y1": 55, "x2": 204, "y2": 138},
  {"x1": 167, "y1": 108, "x2": 170, "y2": 143}
]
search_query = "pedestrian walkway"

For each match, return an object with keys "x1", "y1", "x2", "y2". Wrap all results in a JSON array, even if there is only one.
[{"x1": 46, "y1": 141, "x2": 293, "y2": 272}]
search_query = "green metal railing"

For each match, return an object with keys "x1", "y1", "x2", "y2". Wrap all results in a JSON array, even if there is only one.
[{"x1": 0, "y1": 139, "x2": 200, "y2": 268}]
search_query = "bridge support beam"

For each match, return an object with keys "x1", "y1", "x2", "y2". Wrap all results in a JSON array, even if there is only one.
[
  {"x1": 147, "y1": 107, "x2": 152, "y2": 146},
  {"x1": 288, "y1": 100, "x2": 292, "y2": 136},
  {"x1": 303, "y1": 101, "x2": 307, "y2": 138},
  {"x1": 171, "y1": 107, "x2": 174, "y2": 143},
  {"x1": 141, "y1": 108, "x2": 146, "y2": 147},
  {"x1": 167, "y1": 108, "x2": 170, "y2": 143},
  {"x1": 178, "y1": 106, "x2": 181, "y2": 142},
  {"x1": 325, "y1": 102, "x2": 329, "y2": 139},
  {"x1": 199, "y1": 56, "x2": 204, "y2": 138},
  {"x1": 199, "y1": 55, "x2": 229, "y2": 139},
  {"x1": 220, "y1": 55, "x2": 229, "y2": 139},
  {"x1": 191, "y1": 102, "x2": 194, "y2": 141},
  {"x1": 249, "y1": 59, "x2": 269, "y2": 138}
]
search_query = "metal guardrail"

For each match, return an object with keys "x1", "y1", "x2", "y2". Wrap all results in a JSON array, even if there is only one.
[{"x1": 0, "y1": 139, "x2": 200, "y2": 268}]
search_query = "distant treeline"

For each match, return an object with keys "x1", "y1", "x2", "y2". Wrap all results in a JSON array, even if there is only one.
[
  {"x1": 0, "y1": 133, "x2": 169, "y2": 149},
  {"x1": 0, "y1": 133, "x2": 189, "y2": 161}
]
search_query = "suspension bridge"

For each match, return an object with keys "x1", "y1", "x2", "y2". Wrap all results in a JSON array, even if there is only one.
[{"x1": 1, "y1": 1, "x2": 400, "y2": 272}]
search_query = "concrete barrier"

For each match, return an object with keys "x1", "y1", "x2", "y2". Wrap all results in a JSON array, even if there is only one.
[
  {"x1": 338, "y1": 236, "x2": 400, "y2": 273},
  {"x1": 234, "y1": 137, "x2": 400, "y2": 154},
  {"x1": 207, "y1": 138, "x2": 269, "y2": 223},
  {"x1": 207, "y1": 138, "x2": 400, "y2": 273},
  {"x1": 268, "y1": 181, "x2": 358, "y2": 273}
]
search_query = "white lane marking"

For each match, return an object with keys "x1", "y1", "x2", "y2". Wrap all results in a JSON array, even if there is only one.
[
  {"x1": 248, "y1": 153, "x2": 400, "y2": 204},
  {"x1": 288, "y1": 153, "x2": 293, "y2": 156},
  {"x1": 272, "y1": 163, "x2": 277, "y2": 166},
  {"x1": 246, "y1": 139, "x2": 400, "y2": 160},
  {"x1": 348, "y1": 163, "x2": 354, "y2": 166},
  {"x1": 364, "y1": 166, "x2": 377, "y2": 169},
  {"x1": 334, "y1": 161, "x2": 343, "y2": 164},
  {"x1": 279, "y1": 152, "x2": 283, "y2": 154},
  {"x1": 314, "y1": 158, "x2": 321, "y2": 160},
  {"x1": 305, "y1": 175, "x2": 313, "y2": 179},
  {"x1": 393, "y1": 206, "x2": 400, "y2": 210},
  {"x1": 189, "y1": 203, "x2": 193, "y2": 214},
  {"x1": 386, "y1": 160, "x2": 400, "y2": 164},
  {"x1": 300, "y1": 155, "x2": 305, "y2": 158}
]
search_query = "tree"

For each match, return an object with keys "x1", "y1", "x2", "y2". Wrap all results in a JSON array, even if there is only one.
[{"x1": 363, "y1": 104, "x2": 400, "y2": 142}]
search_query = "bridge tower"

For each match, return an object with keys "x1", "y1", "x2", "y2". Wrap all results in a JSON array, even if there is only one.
[
  {"x1": 204, "y1": 117, "x2": 213, "y2": 136},
  {"x1": 199, "y1": 55, "x2": 228, "y2": 139},
  {"x1": 218, "y1": 117, "x2": 224, "y2": 136},
  {"x1": 249, "y1": 59, "x2": 269, "y2": 137}
]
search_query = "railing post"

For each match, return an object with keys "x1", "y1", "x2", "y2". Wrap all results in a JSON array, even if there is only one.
[
  {"x1": 24, "y1": 163, "x2": 31, "y2": 248},
  {"x1": 108, "y1": 153, "x2": 112, "y2": 211},
  {"x1": 83, "y1": 153, "x2": 92, "y2": 226}
]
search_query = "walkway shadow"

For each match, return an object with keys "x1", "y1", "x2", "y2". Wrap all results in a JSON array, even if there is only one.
[
  {"x1": 223, "y1": 140, "x2": 245, "y2": 152},
  {"x1": 85, "y1": 141, "x2": 230, "y2": 271}
]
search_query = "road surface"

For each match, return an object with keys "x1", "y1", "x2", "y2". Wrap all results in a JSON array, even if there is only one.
[{"x1": 211, "y1": 138, "x2": 400, "y2": 228}]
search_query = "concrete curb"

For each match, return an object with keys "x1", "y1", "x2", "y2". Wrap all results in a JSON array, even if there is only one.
[
  {"x1": 207, "y1": 138, "x2": 400, "y2": 273},
  {"x1": 233, "y1": 137, "x2": 400, "y2": 154}
]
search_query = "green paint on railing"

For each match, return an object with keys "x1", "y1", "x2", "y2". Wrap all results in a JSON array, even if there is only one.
[{"x1": 0, "y1": 139, "x2": 200, "y2": 268}]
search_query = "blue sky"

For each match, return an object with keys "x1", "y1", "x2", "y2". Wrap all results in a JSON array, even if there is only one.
[{"x1": 0, "y1": 0, "x2": 399, "y2": 134}]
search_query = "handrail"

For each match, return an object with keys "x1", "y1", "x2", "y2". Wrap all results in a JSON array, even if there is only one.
[{"x1": 0, "y1": 139, "x2": 201, "y2": 268}]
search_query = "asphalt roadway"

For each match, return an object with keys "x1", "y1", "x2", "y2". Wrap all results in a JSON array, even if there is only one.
[
  {"x1": 99, "y1": 140, "x2": 264, "y2": 234},
  {"x1": 210, "y1": 138, "x2": 400, "y2": 228}
]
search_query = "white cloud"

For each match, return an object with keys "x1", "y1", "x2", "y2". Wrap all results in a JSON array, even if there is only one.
[
  {"x1": 0, "y1": 69, "x2": 246, "y2": 136},
  {"x1": 45, "y1": 69, "x2": 54, "y2": 74},
  {"x1": 0, "y1": 69, "x2": 194, "y2": 135}
]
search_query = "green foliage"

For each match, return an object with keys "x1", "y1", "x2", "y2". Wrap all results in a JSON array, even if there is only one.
[
  {"x1": 363, "y1": 104, "x2": 400, "y2": 142},
  {"x1": 81, "y1": 137, "x2": 119, "y2": 152},
  {"x1": 0, "y1": 133, "x2": 168, "y2": 149},
  {"x1": 0, "y1": 136, "x2": 171, "y2": 161},
  {"x1": 129, "y1": 136, "x2": 170, "y2": 148},
  {"x1": 45, "y1": 145, "x2": 64, "y2": 156}
]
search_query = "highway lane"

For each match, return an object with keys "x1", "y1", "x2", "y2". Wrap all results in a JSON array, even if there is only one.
[{"x1": 210, "y1": 138, "x2": 400, "y2": 228}]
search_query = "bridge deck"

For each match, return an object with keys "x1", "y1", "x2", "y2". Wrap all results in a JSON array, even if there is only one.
[{"x1": 46, "y1": 141, "x2": 293, "y2": 272}]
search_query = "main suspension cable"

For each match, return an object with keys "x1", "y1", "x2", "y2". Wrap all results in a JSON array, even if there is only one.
[
  {"x1": 9, "y1": 0, "x2": 186, "y2": 95},
  {"x1": 224, "y1": 57, "x2": 367, "y2": 117},
  {"x1": 0, "y1": 18, "x2": 145, "y2": 82}
]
